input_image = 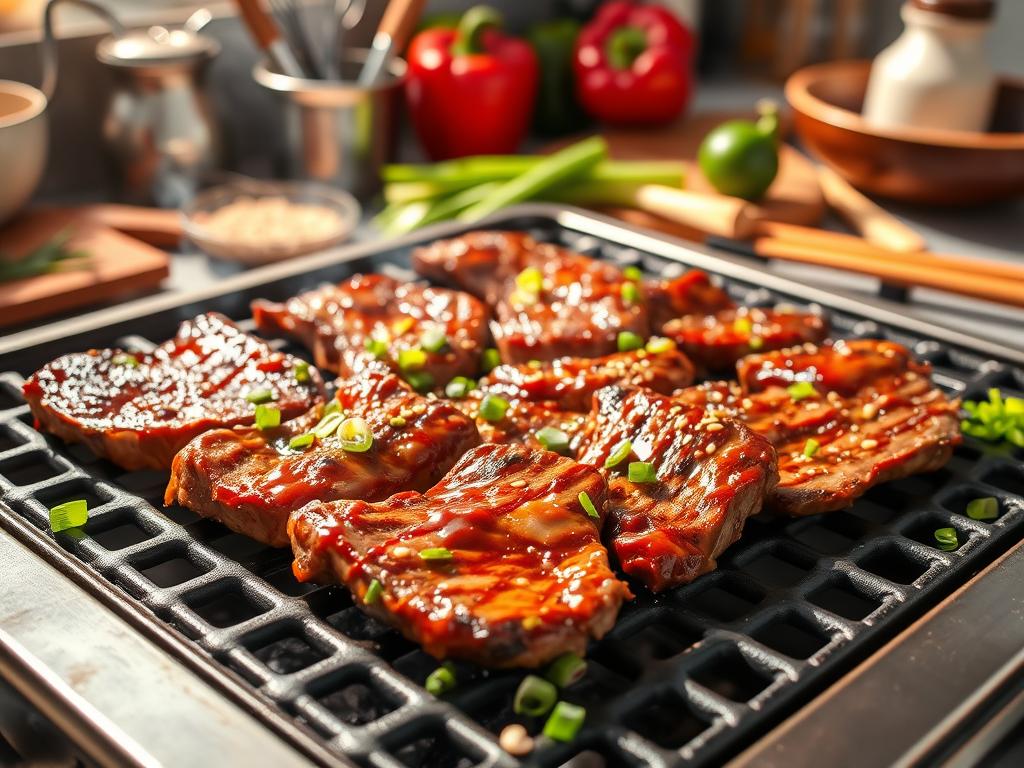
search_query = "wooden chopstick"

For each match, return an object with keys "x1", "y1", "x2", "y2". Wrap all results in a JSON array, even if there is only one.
[{"x1": 750, "y1": 236, "x2": 1024, "y2": 308}]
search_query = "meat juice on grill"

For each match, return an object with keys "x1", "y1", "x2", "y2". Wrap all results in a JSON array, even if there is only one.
[
  {"x1": 289, "y1": 443, "x2": 632, "y2": 667},
  {"x1": 22, "y1": 313, "x2": 325, "y2": 471}
]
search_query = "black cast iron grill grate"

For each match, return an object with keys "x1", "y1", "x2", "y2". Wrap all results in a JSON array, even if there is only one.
[{"x1": 1, "y1": 210, "x2": 1023, "y2": 768}]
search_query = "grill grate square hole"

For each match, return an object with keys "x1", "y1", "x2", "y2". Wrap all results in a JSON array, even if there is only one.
[
  {"x1": 981, "y1": 466, "x2": 1024, "y2": 498},
  {"x1": 391, "y1": 724, "x2": 484, "y2": 768},
  {"x1": 0, "y1": 385, "x2": 23, "y2": 410},
  {"x1": 741, "y1": 551, "x2": 810, "y2": 588},
  {"x1": 941, "y1": 487, "x2": 1007, "y2": 522},
  {"x1": 0, "y1": 425, "x2": 23, "y2": 452},
  {"x1": 0, "y1": 452, "x2": 64, "y2": 486},
  {"x1": 88, "y1": 517, "x2": 153, "y2": 551},
  {"x1": 206, "y1": 532, "x2": 274, "y2": 563},
  {"x1": 35, "y1": 482, "x2": 108, "y2": 512},
  {"x1": 751, "y1": 613, "x2": 830, "y2": 659},
  {"x1": 317, "y1": 677, "x2": 400, "y2": 725},
  {"x1": 807, "y1": 579, "x2": 883, "y2": 621},
  {"x1": 189, "y1": 587, "x2": 269, "y2": 628},
  {"x1": 902, "y1": 515, "x2": 970, "y2": 552},
  {"x1": 139, "y1": 555, "x2": 208, "y2": 588},
  {"x1": 253, "y1": 634, "x2": 327, "y2": 675},
  {"x1": 624, "y1": 689, "x2": 710, "y2": 749},
  {"x1": 789, "y1": 521, "x2": 853, "y2": 555},
  {"x1": 857, "y1": 544, "x2": 930, "y2": 585},
  {"x1": 690, "y1": 648, "x2": 772, "y2": 702},
  {"x1": 261, "y1": 565, "x2": 318, "y2": 597},
  {"x1": 847, "y1": 499, "x2": 898, "y2": 524},
  {"x1": 685, "y1": 581, "x2": 762, "y2": 622}
]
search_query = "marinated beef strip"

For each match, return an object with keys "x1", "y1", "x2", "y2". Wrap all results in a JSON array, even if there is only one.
[
  {"x1": 252, "y1": 273, "x2": 488, "y2": 389},
  {"x1": 166, "y1": 365, "x2": 480, "y2": 546},
  {"x1": 662, "y1": 307, "x2": 829, "y2": 374},
  {"x1": 289, "y1": 443, "x2": 632, "y2": 668},
  {"x1": 675, "y1": 340, "x2": 961, "y2": 516},
  {"x1": 22, "y1": 313, "x2": 323, "y2": 471},
  {"x1": 577, "y1": 386, "x2": 778, "y2": 592},
  {"x1": 411, "y1": 230, "x2": 731, "y2": 363}
]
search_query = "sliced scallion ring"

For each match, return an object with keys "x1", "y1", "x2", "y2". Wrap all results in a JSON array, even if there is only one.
[
  {"x1": 419, "y1": 326, "x2": 448, "y2": 353},
  {"x1": 803, "y1": 438, "x2": 820, "y2": 458},
  {"x1": 513, "y1": 675, "x2": 557, "y2": 717},
  {"x1": 577, "y1": 491, "x2": 599, "y2": 519},
  {"x1": 365, "y1": 337, "x2": 388, "y2": 359},
  {"x1": 617, "y1": 331, "x2": 644, "y2": 353},
  {"x1": 545, "y1": 652, "x2": 587, "y2": 688},
  {"x1": 246, "y1": 388, "x2": 274, "y2": 404},
  {"x1": 112, "y1": 353, "x2": 139, "y2": 367},
  {"x1": 604, "y1": 438, "x2": 632, "y2": 469},
  {"x1": 419, "y1": 547, "x2": 454, "y2": 562},
  {"x1": 444, "y1": 376, "x2": 476, "y2": 399},
  {"x1": 313, "y1": 412, "x2": 344, "y2": 439},
  {"x1": 337, "y1": 416, "x2": 373, "y2": 453},
  {"x1": 364, "y1": 578, "x2": 383, "y2": 605},
  {"x1": 628, "y1": 461, "x2": 656, "y2": 483},
  {"x1": 787, "y1": 381, "x2": 817, "y2": 401},
  {"x1": 645, "y1": 337, "x2": 675, "y2": 354},
  {"x1": 288, "y1": 433, "x2": 315, "y2": 450},
  {"x1": 934, "y1": 527, "x2": 959, "y2": 551},
  {"x1": 405, "y1": 370, "x2": 435, "y2": 392},
  {"x1": 294, "y1": 360, "x2": 311, "y2": 383},
  {"x1": 398, "y1": 347, "x2": 428, "y2": 371},
  {"x1": 623, "y1": 266, "x2": 643, "y2": 281},
  {"x1": 480, "y1": 394, "x2": 509, "y2": 422},
  {"x1": 966, "y1": 496, "x2": 999, "y2": 521},
  {"x1": 49, "y1": 499, "x2": 88, "y2": 532},
  {"x1": 536, "y1": 426, "x2": 570, "y2": 453},
  {"x1": 255, "y1": 404, "x2": 281, "y2": 430},
  {"x1": 482, "y1": 348, "x2": 501, "y2": 374},
  {"x1": 515, "y1": 266, "x2": 544, "y2": 294},
  {"x1": 543, "y1": 701, "x2": 586, "y2": 742},
  {"x1": 425, "y1": 662, "x2": 457, "y2": 696}
]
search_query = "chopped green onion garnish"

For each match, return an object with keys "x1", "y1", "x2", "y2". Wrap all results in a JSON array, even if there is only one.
[
  {"x1": 787, "y1": 381, "x2": 817, "y2": 401},
  {"x1": 255, "y1": 404, "x2": 281, "y2": 430},
  {"x1": 392, "y1": 317, "x2": 415, "y2": 336},
  {"x1": 364, "y1": 578, "x2": 383, "y2": 605},
  {"x1": 420, "y1": 547, "x2": 454, "y2": 562},
  {"x1": 934, "y1": 527, "x2": 959, "y2": 551},
  {"x1": 578, "y1": 491, "x2": 599, "y2": 519},
  {"x1": 645, "y1": 337, "x2": 675, "y2": 354},
  {"x1": 749, "y1": 336, "x2": 764, "y2": 350},
  {"x1": 545, "y1": 652, "x2": 588, "y2": 688},
  {"x1": 543, "y1": 701, "x2": 586, "y2": 743},
  {"x1": 246, "y1": 388, "x2": 274, "y2": 404},
  {"x1": 112, "y1": 353, "x2": 139, "y2": 367},
  {"x1": 313, "y1": 412, "x2": 343, "y2": 439},
  {"x1": 294, "y1": 360, "x2": 311, "y2": 383},
  {"x1": 337, "y1": 416, "x2": 373, "y2": 453},
  {"x1": 527, "y1": 360, "x2": 542, "y2": 369},
  {"x1": 628, "y1": 461, "x2": 656, "y2": 483},
  {"x1": 398, "y1": 347, "x2": 427, "y2": 371},
  {"x1": 445, "y1": 376, "x2": 475, "y2": 399},
  {"x1": 480, "y1": 394, "x2": 509, "y2": 422},
  {"x1": 419, "y1": 326, "x2": 448, "y2": 353},
  {"x1": 961, "y1": 389, "x2": 1024, "y2": 447},
  {"x1": 324, "y1": 399, "x2": 342, "y2": 416},
  {"x1": 513, "y1": 675, "x2": 557, "y2": 717},
  {"x1": 515, "y1": 266, "x2": 544, "y2": 294},
  {"x1": 425, "y1": 662, "x2": 457, "y2": 696},
  {"x1": 389, "y1": 416, "x2": 407, "y2": 428},
  {"x1": 482, "y1": 348, "x2": 501, "y2": 374},
  {"x1": 733, "y1": 316, "x2": 753, "y2": 334},
  {"x1": 803, "y1": 438, "x2": 820, "y2": 458},
  {"x1": 966, "y1": 496, "x2": 999, "y2": 521},
  {"x1": 49, "y1": 499, "x2": 88, "y2": 532},
  {"x1": 536, "y1": 426, "x2": 570, "y2": 453},
  {"x1": 617, "y1": 331, "x2": 644, "y2": 353},
  {"x1": 604, "y1": 438, "x2": 632, "y2": 469},
  {"x1": 621, "y1": 281, "x2": 640, "y2": 305},
  {"x1": 288, "y1": 433, "x2": 315, "y2": 450},
  {"x1": 623, "y1": 266, "x2": 643, "y2": 281},
  {"x1": 405, "y1": 371, "x2": 435, "y2": 392},
  {"x1": 365, "y1": 337, "x2": 389, "y2": 359}
]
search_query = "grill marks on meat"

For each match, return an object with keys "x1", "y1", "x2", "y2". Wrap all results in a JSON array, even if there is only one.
[
  {"x1": 662, "y1": 307, "x2": 829, "y2": 374},
  {"x1": 252, "y1": 273, "x2": 488, "y2": 388},
  {"x1": 22, "y1": 313, "x2": 323, "y2": 471},
  {"x1": 676, "y1": 340, "x2": 961, "y2": 516},
  {"x1": 166, "y1": 365, "x2": 480, "y2": 546},
  {"x1": 289, "y1": 443, "x2": 631, "y2": 667},
  {"x1": 412, "y1": 231, "x2": 731, "y2": 363},
  {"x1": 577, "y1": 387, "x2": 778, "y2": 591}
]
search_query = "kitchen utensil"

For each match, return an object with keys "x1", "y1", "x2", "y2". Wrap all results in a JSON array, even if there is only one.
[
  {"x1": 326, "y1": 0, "x2": 366, "y2": 80},
  {"x1": 0, "y1": 208, "x2": 169, "y2": 327},
  {"x1": 815, "y1": 164, "x2": 926, "y2": 253},
  {"x1": 234, "y1": 0, "x2": 305, "y2": 79},
  {"x1": 0, "y1": 80, "x2": 47, "y2": 227},
  {"x1": 181, "y1": 180, "x2": 360, "y2": 264},
  {"x1": 254, "y1": 50, "x2": 405, "y2": 199},
  {"x1": 269, "y1": 0, "x2": 323, "y2": 79},
  {"x1": 357, "y1": 0, "x2": 425, "y2": 86},
  {"x1": 786, "y1": 60, "x2": 1024, "y2": 204}
]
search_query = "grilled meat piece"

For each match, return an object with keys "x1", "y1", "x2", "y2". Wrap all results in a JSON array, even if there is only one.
[
  {"x1": 166, "y1": 365, "x2": 480, "y2": 546},
  {"x1": 662, "y1": 307, "x2": 829, "y2": 373},
  {"x1": 411, "y1": 231, "x2": 731, "y2": 363},
  {"x1": 252, "y1": 273, "x2": 488, "y2": 389},
  {"x1": 577, "y1": 386, "x2": 778, "y2": 592},
  {"x1": 22, "y1": 313, "x2": 323, "y2": 471},
  {"x1": 676, "y1": 340, "x2": 961, "y2": 516},
  {"x1": 289, "y1": 443, "x2": 632, "y2": 667},
  {"x1": 456, "y1": 393, "x2": 588, "y2": 453}
]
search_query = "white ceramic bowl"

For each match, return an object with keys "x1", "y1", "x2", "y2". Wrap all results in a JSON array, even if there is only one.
[{"x1": 0, "y1": 80, "x2": 48, "y2": 225}]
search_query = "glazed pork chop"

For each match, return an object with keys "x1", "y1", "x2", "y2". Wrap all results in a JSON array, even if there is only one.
[
  {"x1": 166, "y1": 365, "x2": 480, "y2": 546},
  {"x1": 289, "y1": 443, "x2": 632, "y2": 667},
  {"x1": 412, "y1": 231, "x2": 732, "y2": 363},
  {"x1": 577, "y1": 386, "x2": 778, "y2": 592},
  {"x1": 252, "y1": 273, "x2": 488, "y2": 390},
  {"x1": 22, "y1": 313, "x2": 324, "y2": 471},
  {"x1": 675, "y1": 340, "x2": 961, "y2": 516}
]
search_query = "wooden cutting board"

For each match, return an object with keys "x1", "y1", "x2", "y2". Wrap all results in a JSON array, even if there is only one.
[
  {"x1": 0, "y1": 208, "x2": 171, "y2": 328},
  {"x1": 543, "y1": 111, "x2": 827, "y2": 241}
]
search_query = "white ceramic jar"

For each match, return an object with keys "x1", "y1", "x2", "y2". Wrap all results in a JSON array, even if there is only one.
[{"x1": 862, "y1": 0, "x2": 997, "y2": 133}]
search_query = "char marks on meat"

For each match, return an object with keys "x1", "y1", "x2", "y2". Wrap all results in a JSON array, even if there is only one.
[
  {"x1": 577, "y1": 386, "x2": 778, "y2": 592},
  {"x1": 676, "y1": 340, "x2": 961, "y2": 516},
  {"x1": 22, "y1": 313, "x2": 324, "y2": 471},
  {"x1": 166, "y1": 364, "x2": 480, "y2": 546},
  {"x1": 252, "y1": 273, "x2": 488, "y2": 388},
  {"x1": 412, "y1": 231, "x2": 731, "y2": 363},
  {"x1": 289, "y1": 443, "x2": 631, "y2": 667}
]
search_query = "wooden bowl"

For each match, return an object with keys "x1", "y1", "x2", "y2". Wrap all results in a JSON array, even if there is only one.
[{"x1": 785, "y1": 60, "x2": 1024, "y2": 205}]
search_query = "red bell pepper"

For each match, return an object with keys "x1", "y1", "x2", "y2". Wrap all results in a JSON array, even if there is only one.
[
  {"x1": 405, "y1": 6, "x2": 539, "y2": 161},
  {"x1": 573, "y1": 1, "x2": 695, "y2": 126}
]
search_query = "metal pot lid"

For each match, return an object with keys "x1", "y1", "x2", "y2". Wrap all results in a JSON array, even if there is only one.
[{"x1": 96, "y1": 27, "x2": 220, "y2": 67}]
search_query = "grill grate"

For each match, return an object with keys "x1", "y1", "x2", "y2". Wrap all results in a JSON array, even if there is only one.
[{"x1": 1, "y1": 210, "x2": 1023, "y2": 767}]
